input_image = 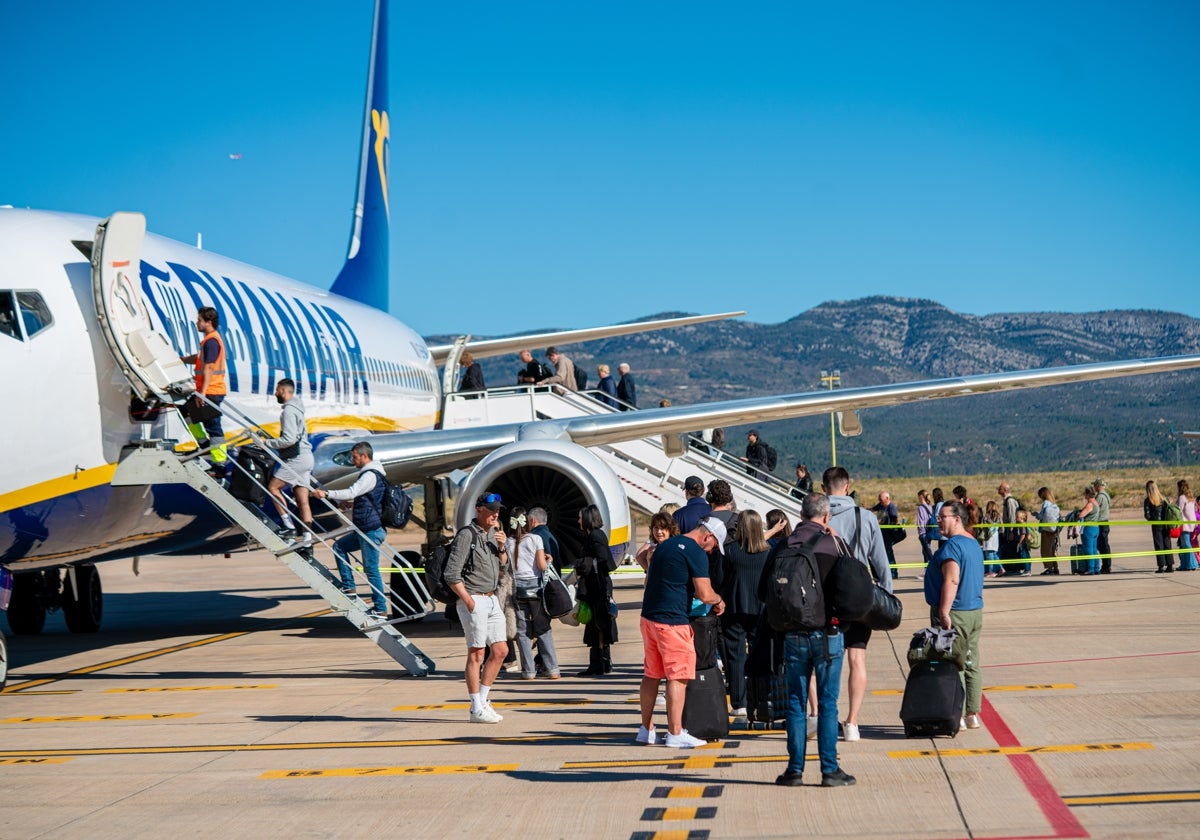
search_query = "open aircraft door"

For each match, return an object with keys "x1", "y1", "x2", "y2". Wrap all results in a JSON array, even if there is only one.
[{"x1": 91, "y1": 212, "x2": 194, "y2": 400}]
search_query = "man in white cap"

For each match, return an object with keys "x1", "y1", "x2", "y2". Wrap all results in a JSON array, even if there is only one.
[{"x1": 636, "y1": 516, "x2": 727, "y2": 749}]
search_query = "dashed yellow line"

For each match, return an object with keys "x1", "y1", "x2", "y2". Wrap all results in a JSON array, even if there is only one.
[
  {"x1": 105, "y1": 685, "x2": 278, "y2": 693},
  {"x1": 641, "y1": 807, "x2": 718, "y2": 822},
  {"x1": 0, "y1": 757, "x2": 74, "y2": 765},
  {"x1": 890, "y1": 741, "x2": 1153, "y2": 759},
  {"x1": 261, "y1": 763, "x2": 518, "y2": 779},
  {"x1": 2, "y1": 713, "x2": 198, "y2": 724},
  {"x1": 565, "y1": 753, "x2": 794, "y2": 771}
]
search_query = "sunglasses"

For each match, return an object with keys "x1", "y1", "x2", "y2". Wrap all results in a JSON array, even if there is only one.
[{"x1": 480, "y1": 493, "x2": 502, "y2": 505}]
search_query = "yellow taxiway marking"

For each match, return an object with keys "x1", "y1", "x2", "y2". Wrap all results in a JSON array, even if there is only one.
[
  {"x1": 1064, "y1": 790, "x2": 1200, "y2": 807},
  {"x1": 642, "y1": 806, "x2": 718, "y2": 822},
  {"x1": 262, "y1": 762, "x2": 518, "y2": 779},
  {"x1": 890, "y1": 741, "x2": 1153, "y2": 759},
  {"x1": 0, "y1": 757, "x2": 74, "y2": 765},
  {"x1": 2, "y1": 713, "x2": 199, "y2": 724},
  {"x1": 105, "y1": 685, "x2": 278, "y2": 693},
  {"x1": 874, "y1": 683, "x2": 1075, "y2": 696},
  {"x1": 651, "y1": 785, "x2": 725, "y2": 799},
  {"x1": 0, "y1": 609, "x2": 330, "y2": 694},
  {"x1": 393, "y1": 699, "x2": 590, "y2": 711},
  {"x1": 564, "y1": 753, "x2": 792, "y2": 771}
]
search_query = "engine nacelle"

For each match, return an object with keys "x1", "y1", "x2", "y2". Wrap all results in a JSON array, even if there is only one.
[{"x1": 455, "y1": 439, "x2": 632, "y2": 565}]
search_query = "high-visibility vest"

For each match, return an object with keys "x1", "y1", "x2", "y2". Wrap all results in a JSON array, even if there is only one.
[{"x1": 193, "y1": 332, "x2": 228, "y2": 395}]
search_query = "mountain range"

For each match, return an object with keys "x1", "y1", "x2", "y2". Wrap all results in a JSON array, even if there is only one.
[{"x1": 442, "y1": 297, "x2": 1200, "y2": 478}]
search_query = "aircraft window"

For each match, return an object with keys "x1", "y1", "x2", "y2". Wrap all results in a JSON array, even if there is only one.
[
  {"x1": 17, "y1": 291, "x2": 53, "y2": 338},
  {"x1": 0, "y1": 290, "x2": 19, "y2": 340}
]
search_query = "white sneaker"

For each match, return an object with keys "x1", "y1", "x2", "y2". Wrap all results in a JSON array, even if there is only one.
[
  {"x1": 470, "y1": 706, "x2": 502, "y2": 724},
  {"x1": 806, "y1": 714, "x2": 819, "y2": 740},
  {"x1": 841, "y1": 721, "x2": 860, "y2": 742},
  {"x1": 635, "y1": 725, "x2": 658, "y2": 745},
  {"x1": 731, "y1": 707, "x2": 748, "y2": 718},
  {"x1": 964, "y1": 713, "x2": 982, "y2": 729},
  {"x1": 655, "y1": 692, "x2": 667, "y2": 708},
  {"x1": 664, "y1": 729, "x2": 707, "y2": 749}
]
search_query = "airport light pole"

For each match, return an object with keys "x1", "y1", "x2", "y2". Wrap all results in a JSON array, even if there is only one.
[{"x1": 820, "y1": 369, "x2": 841, "y2": 466}]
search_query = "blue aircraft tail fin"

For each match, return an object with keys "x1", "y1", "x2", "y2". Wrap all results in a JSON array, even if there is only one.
[{"x1": 330, "y1": 0, "x2": 390, "y2": 312}]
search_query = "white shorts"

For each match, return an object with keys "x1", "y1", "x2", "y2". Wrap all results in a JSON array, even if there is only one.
[{"x1": 456, "y1": 593, "x2": 506, "y2": 649}]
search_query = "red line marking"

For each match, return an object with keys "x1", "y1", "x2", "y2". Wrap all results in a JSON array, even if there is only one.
[
  {"x1": 110, "y1": 260, "x2": 130, "y2": 267},
  {"x1": 977, "y1": 695, "x2": 1089, "y2": 839}
]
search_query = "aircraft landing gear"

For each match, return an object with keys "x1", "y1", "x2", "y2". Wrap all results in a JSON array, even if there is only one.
[{"x1": 63, "y1": 564, "x2": 103, "y2": 633}]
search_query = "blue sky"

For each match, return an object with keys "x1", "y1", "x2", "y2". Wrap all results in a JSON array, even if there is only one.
[{"x1": 3, "y1": 1, "x2": 1199, "y2": 336}]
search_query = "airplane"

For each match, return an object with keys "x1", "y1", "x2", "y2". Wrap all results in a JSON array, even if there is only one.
[{"x1": 3, "y1": 0, "x2": 1200, "y2": 672}]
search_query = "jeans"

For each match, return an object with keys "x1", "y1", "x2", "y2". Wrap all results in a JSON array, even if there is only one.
[
  {"x1": 1178, "y1": 533, "x2": 1198, "y2": 571},
  {"x1": 334, "y1": 526, "x2": 387, "y2": 611},
  {"x1": 784, "y1": 629, "x2": 845, "y2": 775},
  {"x1": 1081, "y1": 525, "x2": 1099, "y2": 574},
  {"x1": 514, "y1": 597, "x2": 560, "y2": 676}
]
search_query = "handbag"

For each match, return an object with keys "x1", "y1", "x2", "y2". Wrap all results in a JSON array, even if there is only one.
[
  {"x1": 540, "y1": 565, "x2": 574, "y2": 618},
  {"x1": 890, "y1": 525, "x2": 908, "y2": 544}
]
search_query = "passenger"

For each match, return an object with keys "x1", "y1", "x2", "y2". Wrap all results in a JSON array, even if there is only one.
[
  {"x1": 980, "y1": 500, "x2": 1001, "y2": 578},
  {"x1": 925, "y1": 500, "x2": 986, "y2": 732},
  {"x1": 458, "y1": 351, "x2": 485, "y2": 392},
  {"x1": 309, "y1": 441, "x2": 389, "y2": 618},
  {"x1": 822, "y1": 465, "x2": 892, "y2": 742},
  {"x1": 262, "y1": 378, "x2": 314, "y2": 549},
  {"x1": 538, "y1": 346, "x2": 577, "y2": 392},
  {"x1": 1144, "y1": 480, "x2": 1172, "y2": 572},
  {"x1": 928, "y1": 487, "x2": 945, "y2": 550},
  {"x1": 705, "y1": 479, "x2": 738, "y2": 535},
  {"x1": 506, "y1": 507, "x2": 561, "y2": 680},
  {"x1": 1015, "y1": 508, "x2": 1034, "y2": 572},
  {"x1": 595, "y1": 364, "x2": 619, "y2": 408},
  {"x1": 793, "y1": 463, "x2": 814, "y2": 497},
  {"x1": 916, "y1": 489, "x2": 934, "y2": 567},
  {"x1": 1093, "y1": 478, "x2": 1113, "y2": 573},
  {"x1": 1078, "y1": 486, "x2": 1100, "y2": 575},
  {"x1": 720, "y1": 510, "x2": 770, "y2": 720},
  {"x1": 1036, "y1": 487, "x2": 1061, "y2": 575},
  {"x1": 636, "y1": 511, "x2": 679, "y2": 571},
  {"x1": 674, "y1": 476, "x2": 712, "y2": 534},
  {"x1": 576, "y1": 504, "x2": 618, "y2": 677},
  {"x1": 952, "y1": 485, "x2": 980, "y2": 536},
  {"x1": 527, "y1": 507, "x2": 560, "y2": 574},
  {"x1": 636, "y1": 517, "x2": 727, "y2": 748},
  {"x1": 659, "y1": 502, "x2": 681, "y2": 517},
  {"x1": 998, "y1": 482, "x2": 1027, "y2": 576},
  {"x1": 442, "y1": 491, "x2": 510, "y2": 723},
  {"x1": 1178, "y1": 480, "x2": 1198, "y2": 571},
  {"x1": 764, "y1": 509, "x2": 792, "y2": 550},
  {"x1": 516, "y1": 349, "x2": 549, "y2": 385},
  {"x1": 181, "y1": 305, "x2": 228, "y2": 477},
  {"x1": 616, "y1": 362, "x2": 637, "y2": 409},
  {"x1": 872, "y1": 491, "x2": 900, "y2": 579},
  {"x1": 761, "y1": 493, "x2": 855, "y2": 787},
  {"x1": 741, "y1": 429, "x2": 769, "y2": 479}
]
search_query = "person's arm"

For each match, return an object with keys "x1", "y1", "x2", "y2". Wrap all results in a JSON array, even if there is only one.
[
  {"x1": 322, "y1": 469, "x2": 377, "y2": 503},
  {"x1": 691, "y1": 576, "x2": 726, "y2": 615},
  {"x1": 937, "y1": 558, "x2": 960, "y2": 629}
]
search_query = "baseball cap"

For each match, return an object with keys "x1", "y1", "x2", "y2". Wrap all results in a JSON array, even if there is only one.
[
  {"x1": 701, "y1": 516, "x2": 727, "y2": 554},
  {"x1": 475, "y1": 492, "x2": 503, "y2": 511},
  {"x1": 684, "y1": 476, "x2": 705, "y2": 494}
]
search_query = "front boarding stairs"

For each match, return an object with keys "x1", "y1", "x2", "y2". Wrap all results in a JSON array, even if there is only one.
[{"x1": 111, "y1": 441, "x2": 435, "y2": 677}]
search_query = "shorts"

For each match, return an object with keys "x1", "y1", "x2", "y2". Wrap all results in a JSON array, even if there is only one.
[
  {"x1": 456, "y1": 593, "x2": 506, "y2": 649},
  {"x1": 640, "y1": 617, "x2": 696, "y2": 681},
  {"x1": 844, "y1": 620, "x2": 872, "y2": 649},
  {"x1": 273, "y1": 449, "x2": 314, "y2": 487}
]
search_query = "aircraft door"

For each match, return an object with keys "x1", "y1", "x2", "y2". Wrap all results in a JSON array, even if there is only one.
[{"x1": 91, "y1": 212, "x2": 194, "y2": 400}]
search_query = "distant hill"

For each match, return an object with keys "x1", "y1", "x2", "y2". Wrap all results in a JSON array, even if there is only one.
[{"x1": 435, "y1": 298, "x2": 1200, "y2": 478}]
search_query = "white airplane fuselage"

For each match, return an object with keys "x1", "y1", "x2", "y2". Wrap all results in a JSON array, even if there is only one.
[{"x1": 0, "y1": 207, "x2": 439, "y2": 571}]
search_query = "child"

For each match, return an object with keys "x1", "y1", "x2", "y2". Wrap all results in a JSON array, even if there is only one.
[{"x1": 981, "y1": 500, "x2": 1001, "y2": 578}]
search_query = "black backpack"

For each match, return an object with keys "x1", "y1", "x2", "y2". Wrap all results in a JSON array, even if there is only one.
[
  {"x1": 423, "y1": 543, "x2": 457, "y2": 604},
  {"x1": 574, "y1": 365, "x2": 588, "y2": 390},
  {"x1": 762, "y1": 442, "x2": 778, "y2": 472},
  {"x1": 368, "y1": 470, "x2": 413, "y2": 529},
  {"x1": 765, "y1": 532, "x2": 827, "y2": 632}
]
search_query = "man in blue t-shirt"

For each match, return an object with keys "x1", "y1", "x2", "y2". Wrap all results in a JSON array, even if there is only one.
[
  {"x1": 924, "y1": 500, "x2": 985, "y2": 730},
  {"x1": 637, "y1": 517, "x2": 727, "y2": 749}
]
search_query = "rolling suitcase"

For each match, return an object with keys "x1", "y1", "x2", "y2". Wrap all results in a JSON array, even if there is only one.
[
  {"x1": 745, "y1": 661, "x2": 787, "y2": 730},
  {"x1": 682, "y1": 665, "x2": 729, "y2": 740},
  {"x1": 1069, "y1": 542, "x2": 1085, "y2": 575},
  {"x1": 229, "y1": 447, "x2": 273, "y2": 505},
  {"x1": 900, "y1": 659, "x2": 964, "y2": 738}
]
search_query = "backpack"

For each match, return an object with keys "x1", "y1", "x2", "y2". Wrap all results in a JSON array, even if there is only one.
[
  {"x1": 762, "y1": 442, "x2": 778, "y2": 472},
  {"x1": 765, "y1": 533, "x2": 827, "y2": 633},
  {"x1": 368, "y1": 470, "x2": 414, "y2": 529},
  {"x1": 1164, "y1": 499, "x2": 1182, "y2": 525},
  {"x1": 423, "y1": 543, "x2": 457, "y2": 604},
  {"x1": 538, "y1": 361, "x2": 554, "y2": 380},
  {"x1": 573, "y1": 365, "x2": 588, "y2": 390}
]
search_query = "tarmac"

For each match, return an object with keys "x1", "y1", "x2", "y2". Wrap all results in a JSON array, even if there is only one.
[{"x1": 3, "y1": 513, "x2": 1200, "y2": 839}]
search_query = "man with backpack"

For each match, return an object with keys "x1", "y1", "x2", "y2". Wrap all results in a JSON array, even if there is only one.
[
  {"x1": 310, "y1": 441, "x2": 389, "y2": 619},
  {"x1": 822, "y1": 465, "x2": 892, "y2": 742},
  {"x1": 757, "y1": 492, "x2": 856, "y2": 787},
  {"x1": 742, "y1": 429, "x2": 771, "y2": 479}
]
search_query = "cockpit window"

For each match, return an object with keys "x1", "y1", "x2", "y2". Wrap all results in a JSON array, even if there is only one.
[{"x1": 0, "y1": 290, "x2": 53, "y2": 341}]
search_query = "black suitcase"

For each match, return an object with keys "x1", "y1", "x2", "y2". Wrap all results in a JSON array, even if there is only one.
[
  {"x1": 745, "y1": 662, "x2": 787, "y2": 730},
  {"x1": 691, "y1": 612, "x2": 720, "y2": 671},
  {"x1": 899, "y1": 660, "x2": 963, "y2": 738},
  {"x1": 229, "y1": 447, "x2": 273, "y2": 504},
  {"x1": 682, "y1": 665, "x2": 729, "y2": 740}
]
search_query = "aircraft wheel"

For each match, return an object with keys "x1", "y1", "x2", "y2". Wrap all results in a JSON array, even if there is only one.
[
  {"x1": 63, "y1": 564, "x2": 103, "y2": 633},
  {"x1": 5, "y1": 574, "x2": 46, "y2": 636},
  {"x1": 0, "y1": 630, "x2": 8, "y2": 690}
]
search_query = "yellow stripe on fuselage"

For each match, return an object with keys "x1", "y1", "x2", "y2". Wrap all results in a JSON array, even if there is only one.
[{"x1": 0, "y1": 463, "x2": 117, "y2": 512}]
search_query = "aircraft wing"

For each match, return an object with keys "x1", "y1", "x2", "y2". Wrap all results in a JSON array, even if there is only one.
[
  {"x1": 425, "y1": 311, "x2": 745, "y2": 366},
  {"x1": 320, "y1": 352, "x2": 1200, "y2": 484}
]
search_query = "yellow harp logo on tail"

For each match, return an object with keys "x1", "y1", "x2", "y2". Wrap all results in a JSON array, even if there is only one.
[{"x1": 371, "y1": 108, "x2": 390, "y2": 218}]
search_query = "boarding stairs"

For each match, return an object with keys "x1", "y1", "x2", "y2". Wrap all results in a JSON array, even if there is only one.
[
  {"x1": 111, "y1": 406, "x2": 436, "y2": 678},
  {"x1": 442, "y1": 386, "x2": 806, "y2": 523}
]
